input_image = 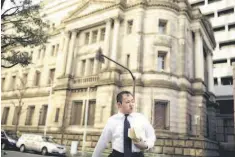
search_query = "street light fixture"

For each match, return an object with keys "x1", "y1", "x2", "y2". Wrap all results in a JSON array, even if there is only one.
[{"x1": 95, "y1": 47, "x2": 136, "y2": 97}]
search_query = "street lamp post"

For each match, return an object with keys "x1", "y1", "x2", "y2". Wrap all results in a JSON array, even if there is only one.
[{"x1": 95, "y1": 48, "x2": 136, "y2": 97}]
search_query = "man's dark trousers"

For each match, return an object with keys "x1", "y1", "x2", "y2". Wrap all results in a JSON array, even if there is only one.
[{"x1": 108, "y1": 149, "x2": 144, "y2": 157}]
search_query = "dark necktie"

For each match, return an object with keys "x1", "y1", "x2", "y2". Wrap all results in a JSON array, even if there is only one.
[{"x1": 124, "y1": 114, "x2": 132, "y2": 157}]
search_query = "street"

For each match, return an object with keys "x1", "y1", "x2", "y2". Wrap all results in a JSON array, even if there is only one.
[{"x1": 1, "y1": 150, "x2": 64, "y2": 157}]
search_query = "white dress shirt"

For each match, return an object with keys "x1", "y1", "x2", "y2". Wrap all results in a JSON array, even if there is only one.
[{"x1": 92, "y1": 112, "x2": 156, "y2": 157}]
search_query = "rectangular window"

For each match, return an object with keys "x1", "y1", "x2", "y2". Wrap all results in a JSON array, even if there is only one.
[
  {"x1": 221, "y1": 76, "x2": 233, "y2": 85},
  {"x1": 127, "y1": 20, "x2": 133, "y2": 34},
  {"x1": 1, "y1": 107, "x2": 10, "y2": 125},
  {"x1": 49, "y1": 68, "x2": 55, "y2": 84},
  {"x1": 213, "y1": 26, "x2": 225, "y2": 32},
  {"x1": 85, "y1": 32, "x2": 90, "y2": 44},
  {"x1": 39, "y1": 105, "x2": 48, "y2": 126},
  {"x1": 100, "y1": 28, "x2": 105, "y2": 41},
  {"x1": 208, "y1": 0, "x2": 222, "y2": 4},
  {"x1": 35, "y1": 71, "x2": 41, "y2": 86},
  {"x1": 213, "y1": 59, "x2": 227, "y2": 64},
  {"x1": 218, "y1": 8, "x2": 234, "y2": 17},
  {"x1": 51, "y1": 45, "x2": 55, "y2": 56},
  {"x1": 191, "y1": 0, "x2": 204, "y2": 8},
  {"x1": 1, "y1": 78, "x2": 5, "y2": 91},
  {"x1": 158, "y1": 52, "x2": 167, "y2": 71},
  {"x1": 87, "y1": 100, "x2": 96, "y2": 126},
  {"x1": 159, "y1": 19, "x2": 167, "y2": 34},
  {"x1": 92, "y1": 30, "x2": 98, "y2": 43},
  {"x1": 187, "y1": 113, "x2": 192, "y2": 131},
  {"x1": 81, "y1": 60, "x2": 86, "y2": 76},
  {"x1": 205, "y1": 12, "x2": 214, "y2": 19},
  {"x1": 12, "y1": 76, "x2": 16, "y2": 90},
  {"x1": 89, "y1": 58, "x2": 94, "y2": 75},
  {"x1": 154, "y1": 101, "x2": 169, "y2": 130},
  {"x1": 214, "y1": 78, "x2": 218, "y2": 85},
  {"x1": 228, "y1": 23, "x2": 235, "y2": 31},
  {"x1": 54, "y1": 108, "x2": 60, "y2": 122},
  {"x1": 230, "y1": 58, "x2": 235, "y2": 65},
  {"x1": 126, "y1": 54, "x2": 130, "y2": 68},
  {"x1": 219, "y1": 40, "x2": 235, "y2": 49},
  {"x1": 70, "y1": 101, "x2": 83, "y2": 125},
  {"x1": 25, "y1": 106, "x2": 35, "y2": 125},
  {"x1": 12, "y1": 106, "x2": 21, "y2": 125}
]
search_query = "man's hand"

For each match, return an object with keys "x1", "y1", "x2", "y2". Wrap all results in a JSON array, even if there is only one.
[{"x1": 133, "y1": 138, "x2": 148, "y2": 150}]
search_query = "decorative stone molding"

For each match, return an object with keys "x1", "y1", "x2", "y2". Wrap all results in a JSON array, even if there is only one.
[{"x1": 153, "y1": 35, "x2": 172, "y2": 48}]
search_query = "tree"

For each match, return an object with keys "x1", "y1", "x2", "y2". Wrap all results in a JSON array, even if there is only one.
[
  {"x1": 1, "y1": 0, "x2": 49, "y2": 68},
  {"x1": 11, "y1": 77, "x2": 28, "y2": 133}
]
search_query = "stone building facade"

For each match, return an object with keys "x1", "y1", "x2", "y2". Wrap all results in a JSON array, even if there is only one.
[{"x1": 1, "y1": 0, "x2": 218, "y2": 156}]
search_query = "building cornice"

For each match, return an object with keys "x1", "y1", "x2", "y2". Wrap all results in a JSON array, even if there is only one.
[{"x1": 63, "y1": 1, "x2": 190, "y2": 25}]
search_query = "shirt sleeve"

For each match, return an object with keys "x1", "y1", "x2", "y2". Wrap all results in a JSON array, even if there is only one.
[
  {"x1": 92, "y1": 119, "x2": 112, "y2": 157},
  {"x1": 143, "y1": 116, "x2": 156, "y2": 149}
]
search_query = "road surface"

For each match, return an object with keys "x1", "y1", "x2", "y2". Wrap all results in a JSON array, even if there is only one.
[{"x1": 1, "y1": 150, "x2": 65, "y2": 157}]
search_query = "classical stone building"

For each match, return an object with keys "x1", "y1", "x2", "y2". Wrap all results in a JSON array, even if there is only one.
[
  {"x1": 188, "y1": 0, "x2": 235, "y2": 156},
  {"x1": 1, "y1": 0, "x2": 219, "y2": 156}
]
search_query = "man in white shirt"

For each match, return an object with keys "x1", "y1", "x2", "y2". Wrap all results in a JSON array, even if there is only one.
[{"x1": 92, "y1": 91, "x2": 156, "y2": 157}]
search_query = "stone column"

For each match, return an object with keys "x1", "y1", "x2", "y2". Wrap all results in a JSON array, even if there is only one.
[
  {"x1": 40, "y1": 46, "x2": 46, "y2": 59},
  {"x1": 55, "y1": 31, "x2": 65, "y2": 79},
  {"x1": 218, "y1": 77, "x2": 221, "y2": 85},
  {"x1": 102, "y1": 18, "x2": 112, "y2": 70},
  {"x1": 194, "y1": 30, "x2": 204, "y2": 81},
  {"x1": 60, "y1": 32, "x2": 70, "y2": 77},
  {"x1": 93, "y1": 59, "x2": 99, "y2": 74},
  {"x1": 178, "y1": 15, "x2": 186, "y2": 76},
  {"x1": 110, "y1": 17, "x2": 121, "y2": 69},
  {"x1": 84, "y1": 59, "x2": 90, "y2": 76},
  {"x1": 65, "y1": 31, "x2": 77, "y2": 77},
  {"x1": 76, "y1": 60, "x2": 82, "y2": 77},
  {"x1": 28, "y1": 68, "x2": 36, "y2": 87},
  {"x1": 207, "y1": 52, "x2": 214, "y2": 93},
  {"x1": 42, "y1": 65, "x2": 49, "y2": 86},
  {"x1": 135, "y1": 10, "x2": 144, "y2": 72},
  {"x1": 227, "y1": 58, "x2": 231, "y2": 67}
]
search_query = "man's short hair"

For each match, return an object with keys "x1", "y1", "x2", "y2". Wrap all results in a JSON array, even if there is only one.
[{"x1": 116, "y1": 91, "x2": 133, "y2": 104}]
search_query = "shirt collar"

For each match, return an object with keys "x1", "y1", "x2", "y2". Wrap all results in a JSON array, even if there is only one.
[{"x1": 117, "y1": 111, "x2": 134, "y2": 117}]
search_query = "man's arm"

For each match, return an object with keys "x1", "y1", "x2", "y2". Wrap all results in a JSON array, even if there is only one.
[
  {"x1": 144, "y1": 120, "x2": 156, "y2": 149},
  {"x1": 92, "y1": 121, "x2": 112, "y2": 157},
  {"x1": 134, "y1": 115, "x2": 156, "y2": 150}
]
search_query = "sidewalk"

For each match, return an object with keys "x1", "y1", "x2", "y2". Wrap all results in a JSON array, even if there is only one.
[{"x1": 66, "y1": 151, "x2": 93, "y2": 157}]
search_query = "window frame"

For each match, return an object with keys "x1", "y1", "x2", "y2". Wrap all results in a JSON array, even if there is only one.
[
  {"x1": 157, "y1": 51, "x2": 167, "y2": 71},
  {"x1": 158, "y1": 19, "x2": 168, "y2": 34},
  {"x1": 91, "y1": 30, "x2": 98, "y2": 43},
  {"x1": 25, "y1": 106, "x2": 35, "y2": 125},
  {"x1": 1, "y1": 107, "x2": 10, "y2": 125},
  {"x1": 152, "y1": 100, "x2": 170, "y2": 130},
  {"x1": 100, "y1": 28, "x2": 105, "y2": 41},
  {"x1": 127, "y1": 20, "x2": 133, "y2": 34}
]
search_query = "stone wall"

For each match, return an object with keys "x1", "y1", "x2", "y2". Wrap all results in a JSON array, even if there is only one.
[{"x1": 4, "y1": 126, "x2": 219, "y2": 157}]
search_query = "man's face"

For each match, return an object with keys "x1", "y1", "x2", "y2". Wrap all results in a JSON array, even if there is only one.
[{"x1": 119, "y1": 94, "x2": 135, "y2": 114}]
